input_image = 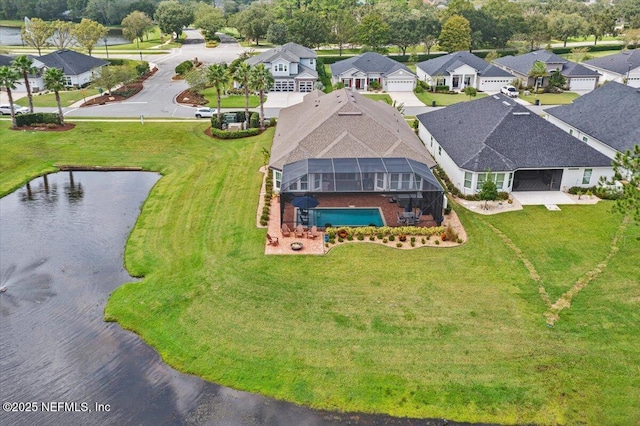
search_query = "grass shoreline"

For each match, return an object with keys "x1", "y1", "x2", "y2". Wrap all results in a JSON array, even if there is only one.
[{"x1": 1, "y1": 122, "x2": 638, "y2": 424}]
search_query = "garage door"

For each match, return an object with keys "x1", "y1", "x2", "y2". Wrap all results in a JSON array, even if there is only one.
[
  {"x1": 480, "y1": 78, "x2": 512, "y2": 92},
  {"x1": 272, "y1": 80, "x2": 295, "y2": 92},
  {"x1": 386, "y1": 79, "x2": 414, "y2": 92},
  {"x1": 298, "y1": 81, "x2": 314, "y2": 92},
  {"x1": 569, "y1": 78, "x2": 596, "y2": 91}
]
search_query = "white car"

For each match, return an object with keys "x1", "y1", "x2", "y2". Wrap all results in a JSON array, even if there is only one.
[
  {"x1": 195, "y1": 107, "x2": 218, "y2": 118},
  {"x1": 500, "y1": 85, "x2": 518, "y2": 97},
  {"x1": 0, "y1": 104, "x2": 30, "y2": 115}
]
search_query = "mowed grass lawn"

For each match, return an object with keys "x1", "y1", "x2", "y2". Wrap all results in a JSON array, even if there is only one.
[
  {"x1": 520, "y1": 92, "x2": 580, "y2": 105},
  {"x1": 1, "y1": 122, "x2": 639, "y2": 425},
  {"x1": 16, "y1": 89, "x2": 100, "y2": 108},
  {"x1": 415, "y1": 91, "x2": 488, "y2": 106},
  {"x1": 200, "y1": 88, "x2": 261, "y2": 108},
  {"x1": 361, "y1": 93, "x2": 393, "y2": 104}
]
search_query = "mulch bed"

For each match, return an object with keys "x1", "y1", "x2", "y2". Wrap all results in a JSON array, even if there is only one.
[
  {"x1": 81, "y1": 68, "x2": 158, "y2": 107},
  {"x1": 11, "y1": 123, "x2": 76, "y2": 132},
  {"x1": 176, "y1": 89, "x2": 208, "y2": 106}
]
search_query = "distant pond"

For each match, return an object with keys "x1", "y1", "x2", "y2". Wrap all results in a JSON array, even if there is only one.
[
  {"x1": 0, "y1": 26, "x2": 128, "y2": 46},
  {"x1": 0, "y1": 171, "x2": 464, "y2": 426}
]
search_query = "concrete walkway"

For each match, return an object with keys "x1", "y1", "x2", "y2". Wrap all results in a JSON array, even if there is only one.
[{"x1": 511, "y1": 191, "x2": 578, "y2": 205}]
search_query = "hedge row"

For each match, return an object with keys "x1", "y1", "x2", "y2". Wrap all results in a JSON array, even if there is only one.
[
  {"x1": 210, "y1": 127, "x2": 260, "y2": 139},
  {"x1": 15, "y1": 113, "x2": 61, "y2": 127}
]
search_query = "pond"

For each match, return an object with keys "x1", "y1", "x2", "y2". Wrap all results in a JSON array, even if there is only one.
[
  {"x1": 0, "y1": 26, "x2": 128, "y2": 47},
  {"x1": 0, "y1": 171, "x2": 458, "y2": 426}
]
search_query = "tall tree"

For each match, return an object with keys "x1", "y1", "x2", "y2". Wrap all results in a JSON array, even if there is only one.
[
  {"x1": 91, "y1": 66, "x2": 121, "y2": 96},
  {"x1": 51, "y1": 20, "x2": 76, "y2": 50},
  {"x1": 389, "y1": 15, "x2": 430, "y2": 56},
  {"x1": 185, "y1": 67, "x2": 209, "y2": 95},
  {"x1": 438, "y1": 15, "x2": 472, "y2": 53},
  {"x1": 482, "y1": 0, "x2": 524, "y2": 48},
  {"x1": 249, "y1": 64, "x2": 273, "y2": 130},
  {"x1": 588, "y1": 2, "x2": 616, "y2": 46},
  {"x1": 122, "y1": 11, "x2": 154, "y2": 48},
  {"x1": 206, "y1": 63, "x2": 228, "y2": 128},
  {"x1": 610, "y1": 145, "x2": 640, "y2": 222},
  {"x1": 529, "y1": 60, "x2": 548, "y2": 94},
  {"x1": 548, "y1": 11, "x2": 587, "y2": 47},
  {"x1": 0, "y1": 65, "x2": 22, "y2": 128},
  {"x1": 11, "y1": 55, "x2": 38, "y2": 113},
  {"x1": 21, "y1": 18, "x2": 54, "y2": 56},
  {"x1": 231, "y1": 2, "x2": 272, "y2": 45},
  {"x1": 356, "y1": 13, "x2": 390, "y2": 52},
  {"x1": 73, "y1": 18, "x2": 108, "y2": 56},
  {"x1": 288, "y1": 10, "x2": 329, "y2": 48},
  {"x1": 233, "y1": 62, "x2": 252, "y2": 130},
  {"x1": 43, "y1": 68, "x2": 66, "y2": 125},
  {"x1": 155, "y1": 1, "x2": 194, "y2": 40},
  {"x1": 330, "y1": 9, "x2": 357, "y2": 56},
  {"x1": 521, "y1": 12, "x2": 550, "y2": 51},
  {"x1": 266, "y1": 22, "x2": 289, "y2": 46},
  {"x1": 194, "y1": 5, "x2": 224, "y2": 42}
]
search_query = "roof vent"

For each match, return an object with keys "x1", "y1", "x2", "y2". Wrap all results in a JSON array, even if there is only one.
[
  {"x1": 513, "y1": 112, "x2": 530, "y2": 116},
  {"x1": 338, "y1": 111, "x2": 362, "y2": 116}
]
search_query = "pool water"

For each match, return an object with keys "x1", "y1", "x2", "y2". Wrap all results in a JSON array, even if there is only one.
[{"x1": 308, "y1": 208, "x2": 384, "y2": 227}]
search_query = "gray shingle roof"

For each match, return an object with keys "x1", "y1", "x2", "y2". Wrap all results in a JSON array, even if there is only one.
[
  {"x1": 330, "y1": 52, "x2": 414, "y2": 77},
  {"x1": 269, "y1": 89, "x2": 434, "y2": 170},
  {"x1": 494, "y1": 49, "x2": 600, "y2": 77},
  {"x1": 416, "y1": 94, "x2": 612, "y2": 172},
  {"x1": 417, "y1": 51, "x2": 513, "y2": 78},
  {"x1": 38, "y1": 49, "x2": 108, "y2": 75},
  {"x1": 583, "y1": 49, "x2": 640, "y2": 75},
  {"x1": 245, "y1": 42, "x2": 316, "y2": 66},
  {"x1": 546, "y1": 82, "x2": 640, "y2": 153}
]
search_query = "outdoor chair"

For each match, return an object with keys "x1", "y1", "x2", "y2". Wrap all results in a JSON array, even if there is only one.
[
  {"x1": 396, "y1": 211, "x2": 406, "y2": 224},
  {"x1": 295, "y1": 224, "x2": 305, "y2": 238},
  {"x1": 267, "y1": 234, "x2": 279, "y2": 246},
  {"x1": 307, "y1": 226, "x2": 319, "y2": 239},
  {"x1": 281, "y1": 224, "x2": 291, "y2": 237}
]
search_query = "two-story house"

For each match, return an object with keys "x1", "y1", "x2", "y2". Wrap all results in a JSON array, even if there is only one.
[{"x1": 245, "y1": 42, "x2": 318, "y2": 92}]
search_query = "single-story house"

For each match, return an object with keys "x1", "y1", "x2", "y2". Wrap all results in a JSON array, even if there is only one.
[
  {"x1": 582, "y1": 49, "x2": 640, "y2": 88},
  {"x1": 33, "y1": 49, "x2": 109, "y2": 89},
  {"x1": 330, "y1": 52, "x2": 417, "y2": 92},
  {"x1": 416, "y1": 94, "x2": 614, "y2": 195},
  {"x1": 0, "y1": 54, "x2": 44, "y2": 92},
  {"x1": 416, "y1": 51, "x2": 515, "y2": 92},
  {"x1": 245, "y1": 42, "x2": 318, "y2": 92},
  {"x1": 493, "y1": 50, "x2": 601, "y2": 92},
  {"x1": 546, "y1": 82, "x2": 640, "y2": 159},
  {"x1": 270, "y1": 89, "x2": 445, "y2": 227}
]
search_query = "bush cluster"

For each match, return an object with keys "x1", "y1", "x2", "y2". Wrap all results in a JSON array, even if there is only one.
[
  {"x1": 433, "y1": 166, "x2": 508, "y2": 201},
  {"x1": 15, "y1": 113, "x2": 61, "y2": 127},
  {"x1": 210, "y1": 127, "x2": 260, "y2": 139},
  {"x1": 260, "y1": 173, "x2": 275, "y2": 226},
  {"x1": 250, "y1": 112, "x2": 259, "y2": 128},
  {"x1": 567, "y1": 185, "x2": 622, "y2": 200},
  {"x1": 325, "y1": 225, "x2": 445, "y2": 241},
  {"x1": 175, "y1": 60, "x2": 194, "y2": 75}
]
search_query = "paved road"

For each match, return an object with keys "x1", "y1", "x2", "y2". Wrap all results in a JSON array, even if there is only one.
[{"x1": 61, "y1": 29, "x2": 247, "y2": 119}]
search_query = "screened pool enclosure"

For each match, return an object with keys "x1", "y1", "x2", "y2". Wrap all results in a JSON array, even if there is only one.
[{"x1": 278, "y1": 158, "x2": 445, "y2": 227}]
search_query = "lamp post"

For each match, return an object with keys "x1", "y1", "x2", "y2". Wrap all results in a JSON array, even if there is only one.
[{"x1": 104, "y1": 37, "x2": 109, "y2": 59}]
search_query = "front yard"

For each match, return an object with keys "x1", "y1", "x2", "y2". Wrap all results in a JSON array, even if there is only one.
[
  {"x1": 414, "y1": 90, "x2": 488, "y2": 106},
  {"x1": 520, "y1": 91, "x2": 580, "y2": 105},
  {"x1": 16, "y1": 89, "x2": 100, "y2": 108},
  {"x1": 1, "y1": 122, "x2": 638, "y2": 425},
  {"x1": 361, "y1": 93, "x2": 393, "y2": 104}
]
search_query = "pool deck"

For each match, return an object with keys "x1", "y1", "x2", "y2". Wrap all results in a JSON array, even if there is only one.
[{"x1": 265, "y1": 196, "x2": 326, "y2": 255}]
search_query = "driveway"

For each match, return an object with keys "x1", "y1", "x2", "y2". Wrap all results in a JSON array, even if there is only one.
[
  {"x1": 263, "y1": 92, "x2": 307, "y2": 109},
  {"x1": 387, "y1": 91, "x2": 425, "y2": 107}
]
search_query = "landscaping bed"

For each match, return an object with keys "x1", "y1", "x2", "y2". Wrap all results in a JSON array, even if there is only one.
[
  {"x1": 176, "y1": 89, "x2": 208, "y2": 106},
  {"x1": 82, "y1": 68, "x2": 158, "y2": 107}
]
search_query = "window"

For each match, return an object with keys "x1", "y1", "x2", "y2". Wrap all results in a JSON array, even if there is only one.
[
  {"x1": 476, "y1": 173, "x2": 486, "y2": 190},
  {"x1": 275, "y1": 63, "x2": 288, "y2": 72},
  {"x1": 401, "y1": 174, "x2": 411, "y2": 189},
  {"x1": 274, "y1": 171, "x2": 282, "y2": 189},
  {"x1": 64, "y1": 76, "x2": 72, "y2": 86},
  {"x1": 582, "y1": 168, "x2": 592, "y2": 185},
  {"x1": 438, "y1": 146, "x2": 442, "y2": 156},
  {"x1": 494, "y1": 173, "x2": 505, "y2": 190},
  {"x1": 582, "y1": 136, "x2": 588, "y2": 143},
  {"x1": 376, "y1": 173, "x2": 385, "y2": 190},
  {"x1": 430, "y1": 136, "x2": 433, "y2": 147},
  {"x1": 507, "y1": 172, "x2": 513, "y2": 189},
  {"x1": 569, "y1": 129, "x2": 573, "y2": 135},
  {"x1": 464, "y1": 172, "x2": 472, "y2": 189},
  {"x1": 389, "y1": 173, "x2": 399, "y2": 190}
]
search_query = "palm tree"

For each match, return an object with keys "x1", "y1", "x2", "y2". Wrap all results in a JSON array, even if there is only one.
[
  {"x1": 0, "y1": 65, "x2": 22, "y2": 128},
  {"x1": 529, "y1": 60, "x2": 549, "y2": 97},
  {"x1": 233, "y1": 62, "x2": 252, "y2": 130},
  {"x1": 11, "y1": 55, "x2": 39, "y2": 113},
  {"x1": 43, "y1": 68, "x2": 66, "y2": 125},
  {"x1": 249, "y1": 64, "x2": 274, "y2": 130},
  {"x1": 206, "y1": 63, "x2": 228, "y2": 129}
]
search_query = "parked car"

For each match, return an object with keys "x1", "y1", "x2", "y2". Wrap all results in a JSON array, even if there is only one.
[
  {"x1": 500, "y1": 85, "x2": 518, "y2": 97},
  {"x1": 195, "y1": 107, "x2": 218, "y2": 118},
  {"x1": 0, "y1": 104, "x2": 30, "y2": 115}
]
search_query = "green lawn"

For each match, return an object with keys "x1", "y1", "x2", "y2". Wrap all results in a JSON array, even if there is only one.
[
  {"x1": 560, "y1": 49, "x2": 624, "y2": 61},
  {"x1": 520, "y1": 92, "x2": 580, "y2": 105},
  {"x1": 16, "y1": 89, "x2": 100, "y2": 107},
  {"x1": 415, "y1": 91, "x2": 488, "y2": 106},
  {"x1": 361, "y1": 94, "x2": 392, "y2": 105},
  {"x1": 1, "y1": 122, "x2": 638, "y2": 425},
  {"x1": 200, "y1": 89, "x2": 261, "y2": 108}
]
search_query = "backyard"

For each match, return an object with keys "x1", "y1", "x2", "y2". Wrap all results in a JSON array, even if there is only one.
[{"x1": 0, "y1": 122, "x2": 638, "y2": 425}]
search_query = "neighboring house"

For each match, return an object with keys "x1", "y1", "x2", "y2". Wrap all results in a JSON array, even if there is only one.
[
  {"x1": 493, "y1": 50, "x2": 601, "y2": 92},
  {"x1": 416, "y1": 94, "x2": 613, "y2": 195},
  {"x1": 582, "y1": 49, "x2": 640, "y2": 88},
  {"x1": 245, "y1": 42, "x2": 318, "y2": 92},
  {"x1": 270, "y1": 89, "x2": 445, "y2": 227},
  {"x1": 0, "y1": 54, "x2": 43, "y2": 92},
  {"x1": 330, "y1": 52, "x2": 417, "y2": 92},
  {"x1": 36, "y1": 49, "x2": 109, "y2": 88},
  {"x1": 416, "y1": 51, "x2": 515, "y2": 93},
  {"x1": 546, "y1": 82, "x2": 640, "y2": 159}
]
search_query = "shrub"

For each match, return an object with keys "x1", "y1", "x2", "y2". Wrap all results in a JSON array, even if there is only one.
[
  {"x1": 250, "y1": 112, "x2": 259, "y2": 128},
  {"x1": 369, "y1": 235, "x2": 376, "y2": 241},
  {"x1": 421, "y1": 238, "x2": 426, "y2": 244},
  {"x1": 445, "y1": 223, "x2": 457, "y2": 242},
  {"x1": 357, "y1": 235, "x2": 364, "y2": 241},
  {"x1": 211, "y1": 115, "x2": 222, "y2": 129},
  {"x1": 210, "y1": 127, "x2": 260, "y2": 139},
  {"x1": 435, "y1": 239, "x2": 440, "y2": 245},
  {"x1": 15, "y1": 113, "x2": 61, "y2": 127},
  {"x1": 369, "y1": 80, "x2": 381, "y2": 90},
  {"x1": 435, "y1": 85, "x2": 449, "y2": 92},
  {"x1": 260, "y1": 219, "x2": 268, "y2": 226},
  {"x1": 175, "y1": 60, "x2": 194, "y2": 75},
  {"x1": 389, "y1": 235, "x2": 395, "y2": 241},
  {"x1": 269, "y1": 117, "x2": 277, "y2": 127},
  {"x1": 136, "y1": 61, "x2": 150, "y2": 76},
  {"x1": 382, "y1": 238, "x2": 388, "y2": 243},
  {"x1": 334, "y1": 82, "x2": 345, "y2": 89},
  {"x1": 396, "y1": 242, "x2": 403, "y2": 248}
]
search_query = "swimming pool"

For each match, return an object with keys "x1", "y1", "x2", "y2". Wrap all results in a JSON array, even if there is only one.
[{"x1": 306, "y1": 207, "x2": 385, "y2": 227}]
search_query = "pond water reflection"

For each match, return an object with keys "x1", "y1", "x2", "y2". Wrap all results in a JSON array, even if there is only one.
[
  {"x1": 0, "y1": 26, "x2": 128, "y2": 46},
  {"x1": 0, "y1": 172, "x2": 460, "y2": 426}
]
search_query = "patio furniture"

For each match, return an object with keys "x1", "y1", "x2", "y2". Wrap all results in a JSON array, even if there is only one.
[
  {"x1": 396, "y1": 211, "x2": 406, "y2": 224},
  {"x1": 282, "y1": 224, "x2": 291, "y2": 237},
  {"x1": 307, "y1": 226, "x2": 319, "y2": 239},
  {"x1": 295, "y1": 224, "x2": 305, "y2": 238},
  {"x1": 267, "y1": 234, "x2": 279, "y2": 246}
]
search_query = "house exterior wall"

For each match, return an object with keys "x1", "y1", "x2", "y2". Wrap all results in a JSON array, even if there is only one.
[
  {"x1": 271, "y1": 59, "x2": 292, "y2": 77},
  {"x1": 581, "y1": 65, "x2": 640, "y2": 88},
  {"x1": 418, "y1": 123, "x2": 467, "y2": 192},
  {"x1": 299, "y1": 57, "x2": 315, "y2": 68},
  {"x1": 559, "y1": 166, "x2": 613, "y2": 190},
  {"x1": 546, "y1": 115, "x2": 619, "y2": 159}
]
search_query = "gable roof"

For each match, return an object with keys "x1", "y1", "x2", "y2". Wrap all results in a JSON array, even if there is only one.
[
  {"x1": 583, "y1": 49, "x2": 640, "y2": 75},
  {"x1": 269, "y1": 89, "x2": 434, "y2": 170},
  {"x1": 38, "y1": 49, "x2": 108, "y2": 75},
  {"x1": 245, "y1": 42, "x2": 316, "y2": 66},
  {"x1": 417, "y1": 51, "x2": 513, "y2": 78},
  {"x1": 416, "y1": 94, "x2": 612, "y2": 172},
  {"x1": 330, "y1": 52, "x2": 414, "y2": 77},
  {"x1": 546, "y1": 82, "x2": 640, "y2": 153},
  {"x1": 494, "y1": 49, "x2": 600, "y2": 77}
]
